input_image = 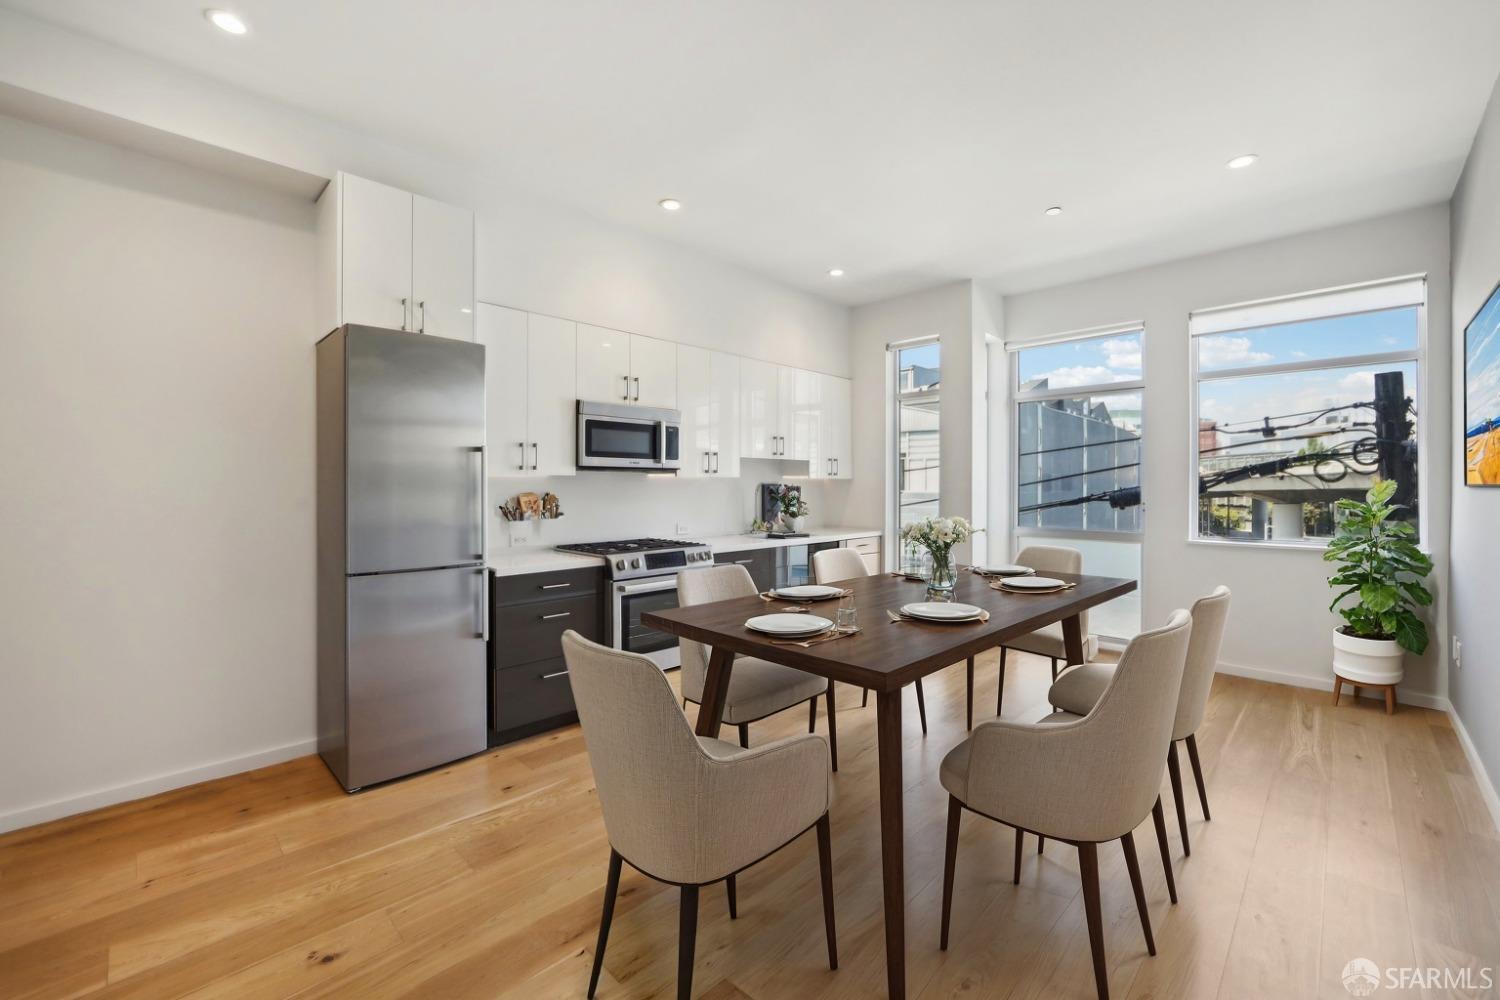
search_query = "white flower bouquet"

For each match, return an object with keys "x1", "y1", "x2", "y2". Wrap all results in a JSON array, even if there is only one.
[{"x1": 900, "y1": 515, "x2": 971, "y2": 592}]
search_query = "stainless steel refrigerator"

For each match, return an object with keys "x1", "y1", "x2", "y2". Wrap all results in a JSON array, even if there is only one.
[{"x1": 316, "y1": 324, "x2": 487, "y2": 791}]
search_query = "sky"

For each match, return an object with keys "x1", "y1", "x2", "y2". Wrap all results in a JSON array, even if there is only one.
[{"x1": 1466, "y1": 283, "x2": 1500, "y2": 431}]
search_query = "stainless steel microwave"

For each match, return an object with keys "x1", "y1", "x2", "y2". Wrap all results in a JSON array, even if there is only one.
[{"x1": 576, "y1": 400, "x2": 681, "y2": 471}]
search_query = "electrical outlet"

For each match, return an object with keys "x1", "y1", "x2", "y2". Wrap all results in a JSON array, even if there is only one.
[
  {"x1": 1452, "y1": 635, "x2": 1462, "y2": 668},
  {"x1": 676, "y1": 523, "x2": 690, "y2": 535}
]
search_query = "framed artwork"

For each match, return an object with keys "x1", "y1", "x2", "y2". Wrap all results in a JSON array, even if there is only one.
[{"x1": 1465, "y1": 277, "x2": 1500, "y2": 486}]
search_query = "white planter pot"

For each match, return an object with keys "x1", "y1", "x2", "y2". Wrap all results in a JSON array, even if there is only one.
[
  {"x1": 788, "y1": 516, "x2": 806, "y2": 533},
  {"x1": 1331, "y1": 628, "x2": 1404, "y2": 686}
]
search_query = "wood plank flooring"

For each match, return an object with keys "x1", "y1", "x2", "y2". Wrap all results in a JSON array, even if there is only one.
[{"x1": 2, "y1": 650, "x2": 1496, "y2": 999}]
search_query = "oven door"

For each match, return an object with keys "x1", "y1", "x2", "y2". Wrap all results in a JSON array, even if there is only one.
[
  {"x1": 613, "y1": 577, "x2": 682, "y2": 670},
  {"x1": 578, "y1": 413, "x2": 663, "y2": 469}
]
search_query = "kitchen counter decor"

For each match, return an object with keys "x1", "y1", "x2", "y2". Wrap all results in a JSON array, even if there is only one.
[{"x1": 899, "y1": 515, "x2": 972, "y2": 598}]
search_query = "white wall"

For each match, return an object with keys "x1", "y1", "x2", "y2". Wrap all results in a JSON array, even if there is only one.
[
  {"x1": 1449, "y1": 74, "x2": 1500, "y2": 791},
  {"x1": 998, "y1": 205, "x2": 1453, "y2": 701},
  {"x1": 0, "y1": 116, "x2": 318, "y2": 831}
]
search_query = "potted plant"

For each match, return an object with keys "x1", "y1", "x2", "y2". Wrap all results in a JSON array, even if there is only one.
[
  {"x1": 1324, "y1": 480, "x2": 1433, "y2": 695},
  {"x1": 900, "y1": 515, "x2": 972, "y2": 596},
  {"x1": 775, "y1": 484, "x2": 809, "y2": 533}
]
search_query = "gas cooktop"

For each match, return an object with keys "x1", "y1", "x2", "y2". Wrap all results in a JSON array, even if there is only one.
[
  {"x1": 556, "y1": 538, "x2": 714, "y2": 581},
  {"x1": 556, "y1": 537, "x2": 700, "y2": 556}
]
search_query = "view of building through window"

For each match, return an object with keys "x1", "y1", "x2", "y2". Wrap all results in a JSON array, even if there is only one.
[
  {"x1": 1194, "y1": 304, "x2": 1420, "y2": 544},
  {"x1": 896, "y1": 342, "x2": 940, "y2": 528}
]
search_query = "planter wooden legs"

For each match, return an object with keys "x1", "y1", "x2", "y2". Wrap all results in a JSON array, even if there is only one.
[{"x1": 1333, "y1": 675, "x2": 1397, "y2": 714}]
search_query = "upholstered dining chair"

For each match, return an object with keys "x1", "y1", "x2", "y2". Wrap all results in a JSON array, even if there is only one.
[
  {"x1": 562, "y1": 631, "x2": 838, "y2": 1000},
  {"x1": 938, "y1": 609, "x2": 1193, "y2": 1000},
  {"x1": 678, "y1": 563, "x2": 838, "y2": 769},
  {"x1": 994, "y1": 544, "x2": 1100, "y2": 718},
  {"x1": 811, "y1": 546, "x2": 937, "y2": 733},
  {"x1": 1050, "y1": 585, "x2": 1231, "y2": 858}
]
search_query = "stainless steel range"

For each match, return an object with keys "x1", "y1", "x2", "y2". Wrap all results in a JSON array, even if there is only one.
[{"x1": 555, "y1": 538, "x2": 714, "y2": 670}]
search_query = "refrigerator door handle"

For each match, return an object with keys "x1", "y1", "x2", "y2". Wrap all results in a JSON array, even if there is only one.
[
  {"x1": 476, "y1": 568, "x2": 488, "y2": 640},
  {"x1": 471, "y1": 446, "x2": 486, "y2": 559}
]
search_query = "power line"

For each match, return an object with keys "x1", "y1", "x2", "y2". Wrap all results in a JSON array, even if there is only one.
[{"x1": 1017, "y1": 460, "x2": 1141, "y2": 489}]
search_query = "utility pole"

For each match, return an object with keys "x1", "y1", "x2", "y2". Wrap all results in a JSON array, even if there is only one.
[{"x1": 1373, "y1": 371, "x2": 1416, "y2": 514}]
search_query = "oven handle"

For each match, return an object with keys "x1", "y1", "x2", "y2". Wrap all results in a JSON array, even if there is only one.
[{"x1": 616, "y1": 578, "x2": 679, "y2": 595}]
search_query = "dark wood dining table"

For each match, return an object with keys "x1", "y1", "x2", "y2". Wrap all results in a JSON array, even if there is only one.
[{"x1": 644, "y1": 568, "x2": 1136, "y2": 1000}]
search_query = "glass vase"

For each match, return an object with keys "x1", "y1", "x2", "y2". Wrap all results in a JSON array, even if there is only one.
[{"x1": 926, "y1": 548, "x2": 955, "y2": 599}]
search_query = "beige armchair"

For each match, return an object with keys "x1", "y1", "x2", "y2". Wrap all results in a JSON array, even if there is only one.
[
  {"x1": 995, "y1": 544, "x2": 1100, "y2": 717},
  {"x1": 938, "y1": 609, "x2": 1193, "y2": 1000},
  {"x1": 1050, "y1": 586, "x2": 1231, "y2": 858},
  {"x1": 811, "y1": 547, "x2": 936, "y2": 733},
  {"x1": 562, "y1": 631, "x2": 838, "y2": 1000},
  {"x1": 678, "y1": 564, "x2": 837, "y2": 769}
]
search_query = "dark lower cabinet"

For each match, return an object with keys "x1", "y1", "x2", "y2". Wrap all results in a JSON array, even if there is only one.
[
  {"x1": 719, "y1": 548, "x2": 776, "y2": 592},
  {"x1": 487, "y1": 567, "x2": 605, "y2": 746}
]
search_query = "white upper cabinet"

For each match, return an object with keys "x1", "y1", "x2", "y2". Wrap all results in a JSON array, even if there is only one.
[
  {"x1": 818, "y1": 374, "x2": 852, "y2": 479},
  {"x1": 411, "y1": 194, "x2": 474, "y2": 341},
  {"x1": 788, "y1": 367, "x2": 823, "y2": 463},
  {"x1": 740, "y1": 357, "x2": 782, "y2": 459},
  {"x1": 677, "y1": 346, "x2": 740, "y2": 477},
  {"x1": 477, "y1": 303, "x2": 576, "y2": 478},
  {"x1": 576, "y1": 326, "x2": 676, "y2": 409},
  {"x1": 317, "y1": 172, "x2": 474, "y2": 340}
]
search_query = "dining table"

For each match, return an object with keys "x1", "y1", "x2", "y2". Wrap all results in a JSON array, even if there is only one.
[{"x1": 643, "y1": 567, "x2": 1137, "y2": 1000}]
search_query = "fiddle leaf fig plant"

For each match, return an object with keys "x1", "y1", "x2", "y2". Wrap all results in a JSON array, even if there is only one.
[{"x1": 1323, "y1": 479, "x2": 1433, "y2": 654}]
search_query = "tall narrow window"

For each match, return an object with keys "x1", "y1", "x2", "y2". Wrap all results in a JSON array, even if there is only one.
[
  {"x1": 895, "y1": 341, "x2": 940, "y2": 529},
  {"x1": 1011, "y1": 327, "x2": 1144, "y2": 638},
  {"x1": 1191, "y1": 277, "x2": 1424, "y2": 545}
]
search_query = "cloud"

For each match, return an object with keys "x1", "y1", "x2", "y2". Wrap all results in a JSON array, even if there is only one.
[
  {"x1": 1100, "y1": 338, "x2": 1142, "y2": 372},
  {"x1": 1031, "y1": 365, "x2": 1136, "y2": 388},
  {"x1": 1199, "y1": 335, "x2": 1273, "y2": 368}
]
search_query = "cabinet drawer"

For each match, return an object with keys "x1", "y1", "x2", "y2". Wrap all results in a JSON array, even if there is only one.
[
  {"x1": 718, "y1": 548, "x2": 776, "y2": 592},
  {"x1": 493, "y1": 567, "x2": 602, "y2": 605},
  {"x1": 492, "y1": 593, "x2": 602, "y2": 667},
  {"x1": 492, "y1": 657, "x2": 576, "y2": 733},
  {"x1": 845, "y1": 536, "x2": 880, "y2": 555}
]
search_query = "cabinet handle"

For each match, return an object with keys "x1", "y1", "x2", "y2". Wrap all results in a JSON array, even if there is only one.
[
  {"x1": 633, "y1": 376, "x2": 641, "y2": 401},
  {"x1": 539, "y1": 611, "x2": 573, "y2": 621},
  {"x1": 418, "y1": 300, "x2": 426, "y2": 334},
  {"x1": 531, "y1": 443, "x2": 538, "y2": 470},
  {"x1": 703, "y1": 451, "x2": 710, "y2": 474},
  {"x1": 623, "y1": 375, "x2": 631, "y2": 401},
  {"x1": 734, "y1": 558, "x2": 755, "y2": 565},
  {"x1": 518, "y1": 442, "x2": 526, "y2": 471},
  {"x1": 539, "y1": 582, "x2": 572, "y2": 590},
  {"x1": 712, "y1": 451, "x2": 719, "y2": 474},
  {"x1": 400, "y1": 297, "x2": 409, "y2": 331},
  {"x1": 540, "y1": 670, "x2": 569, "y2": 680}
]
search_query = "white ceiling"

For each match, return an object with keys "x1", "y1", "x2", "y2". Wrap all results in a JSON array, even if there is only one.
[{"x1": 5, "y1": 0, "x2": 1500, "y2": 304}]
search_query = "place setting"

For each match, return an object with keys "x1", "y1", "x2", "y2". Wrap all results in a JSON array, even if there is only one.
[
  {"x1": 758, "y1": 583, "x2": 854, "y2": 605},
  {"x1": 745, "y1": 604, "x2": 862, "y2": 647},
  {"x1": 887, "y1": 601, "x2": 991, "y2": 625},
  {"x1": 967, "y1": 562, "x2": 1035, "y2": 579},
  {"x1": 989, "y1": 575, "x2": 1077, "y2": 595}
]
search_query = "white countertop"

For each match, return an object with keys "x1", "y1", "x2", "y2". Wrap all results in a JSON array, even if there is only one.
[{"x1": 486, "y1": 526, "x2": 881, "y2": 577}]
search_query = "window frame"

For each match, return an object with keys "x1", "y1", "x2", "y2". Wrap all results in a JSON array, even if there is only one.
[
  {"x1": 1009, "y1": 323, "x2": 1146, "y2": 544},
  {"x1": 1186, "y1": 275, "x2": 1428, "y2": 550},
  {"x1": 889, "y1": 336, "x2": 942, "y2": 560}
]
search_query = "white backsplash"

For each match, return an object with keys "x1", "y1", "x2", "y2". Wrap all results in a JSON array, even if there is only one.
[{"x1": 488, "y1": 459, "x2": 854, "y2": 548}]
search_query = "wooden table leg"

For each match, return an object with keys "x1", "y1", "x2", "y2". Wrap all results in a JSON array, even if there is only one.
[
  {"x1": 875, "y1": 688, "x2": 906, "y2": 999},
  {"x1": 693, "y1": 648, "x2": 735, "y2": 737},
  {"x1": 1061, "y1": 613, "x2": 1086, "y2": 667}
]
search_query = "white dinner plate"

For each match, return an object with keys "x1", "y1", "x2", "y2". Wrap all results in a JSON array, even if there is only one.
[
  {"x1": 745, "y1": 613, "x2": 834, "y2": 636},
  {"x1": 900, "y1": 602, "x2": 984, "y2": 622},
  {"x1": 978, "y1": 564, "x2": 1034, "y2": 577},
  {"x1": 998, "y1": 576, "x2": 1067, "y2": 591},
  {"x1": 772, "y1": 585, "x2": 845, "y2": 600}
]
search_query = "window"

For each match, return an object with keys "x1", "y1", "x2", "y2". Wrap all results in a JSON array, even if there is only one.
[
  {"x1": 1191, "y1": 277, "x2": 1424, "y2": 545},
  {"x1": 896, "y1": 341, "x2": 940, "y2": 529},
  {"x1": 1011, "y1": 327, "x2": 1145, "y2": 638}
]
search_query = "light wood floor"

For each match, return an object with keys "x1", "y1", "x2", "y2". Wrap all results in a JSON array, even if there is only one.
[{"x1": 3, "y1": 650, "x2": 1498, "y2": 1000}]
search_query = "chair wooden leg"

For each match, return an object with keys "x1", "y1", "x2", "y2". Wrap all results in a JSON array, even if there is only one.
[
  {"x1": 809, "y1": 696, "x2": 817, "y2": 733},
  {"x1": 726, "y1": 874, "x2": 737, "y2": 919},
  {"x1": 914, "y1": 678, "x2": 928, "y2": 735},
  {"x1": 738, "y1": 723, "x2": 750, "y2": 749},
  {"x1": 1038, "y1": 834, "x2": 1045, "y2": 854},
  {"x1": 1332, "y1": 675, "x2": 1344, "y2": 705},
  {"x1": 861, "y1": 687, "x2": 869, "y2": 708},
  {"x1": 1185, "y1": 733, "x2": 1210, "y2": 821},
  {"x1": 1079, "y1": 842, "x2": 1109, "y2": 1000},
  {"x1": 677, "y1": 884, "x2": 699, "y2": 1000},
  {"x1": 1167, "y1": 741, "x2": 1190, "y2": 856},
  {"x1": 965, "y1": 656, "x2": 974, "y2": 731},
  {"x1": 1151, "y1": 796, "x2": 1178, "y2": 904},
  {"x1": 996, "y1": 646, "x2": 1008, "y2": 717},
  {"x1": 1012, "y1": 827, "x2": 1023, "y2": 884},
  {"x1": 588, "y1": 850, "x2": 623, "y2": 999},
  {"x1": 825, "y1": 685, "x2": 839, "y2": 773},
  {"x1": 940, "y1": 797, "x2": 961, "y2": 950},
  {"x1": 1050, "y1": 657, "x2": 1059, "y2": 682},
  {"x1": 1120, "y1": 832, "x2": 1155, "y2": 956},
  {"x1": 816, "y1": 813, "x2": 838, "y2": 970}
]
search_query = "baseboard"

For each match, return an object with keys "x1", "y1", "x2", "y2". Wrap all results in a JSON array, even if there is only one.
[
  {"x1": 1213, "y1": 659, "x2": 1447, "y2": 711},
  {"x1": 1445, "y1": 702, "x2": 1500, "y2": 834},
  {"x1": 0, "y1": 737, "x2": 319, "y2": 835}
]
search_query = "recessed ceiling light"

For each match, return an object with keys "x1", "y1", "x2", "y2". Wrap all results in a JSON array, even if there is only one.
[
  {"x1": 828, "y1": 268, "x2": 845, "y2": 278},
  {"x1": 1226, "y1": 153, "x2": 1259, "y2": 170},
  {"x1": 1044, "y1": 206, "x2": 1063, "y2": 216},
  {"x1": 205, "y1": 9, "x2": 248, "y2": 34},
  {"x1": 658, "y1": 198, "x2": 681, "y2": 211}
]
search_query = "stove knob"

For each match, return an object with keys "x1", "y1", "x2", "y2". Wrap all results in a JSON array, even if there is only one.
[
  {"x1": 631, "y1": 558, "x2": 641, "y2": 569},
  {"x1": 614, "y1": 559, "x2": 625, "y2": 570}
]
